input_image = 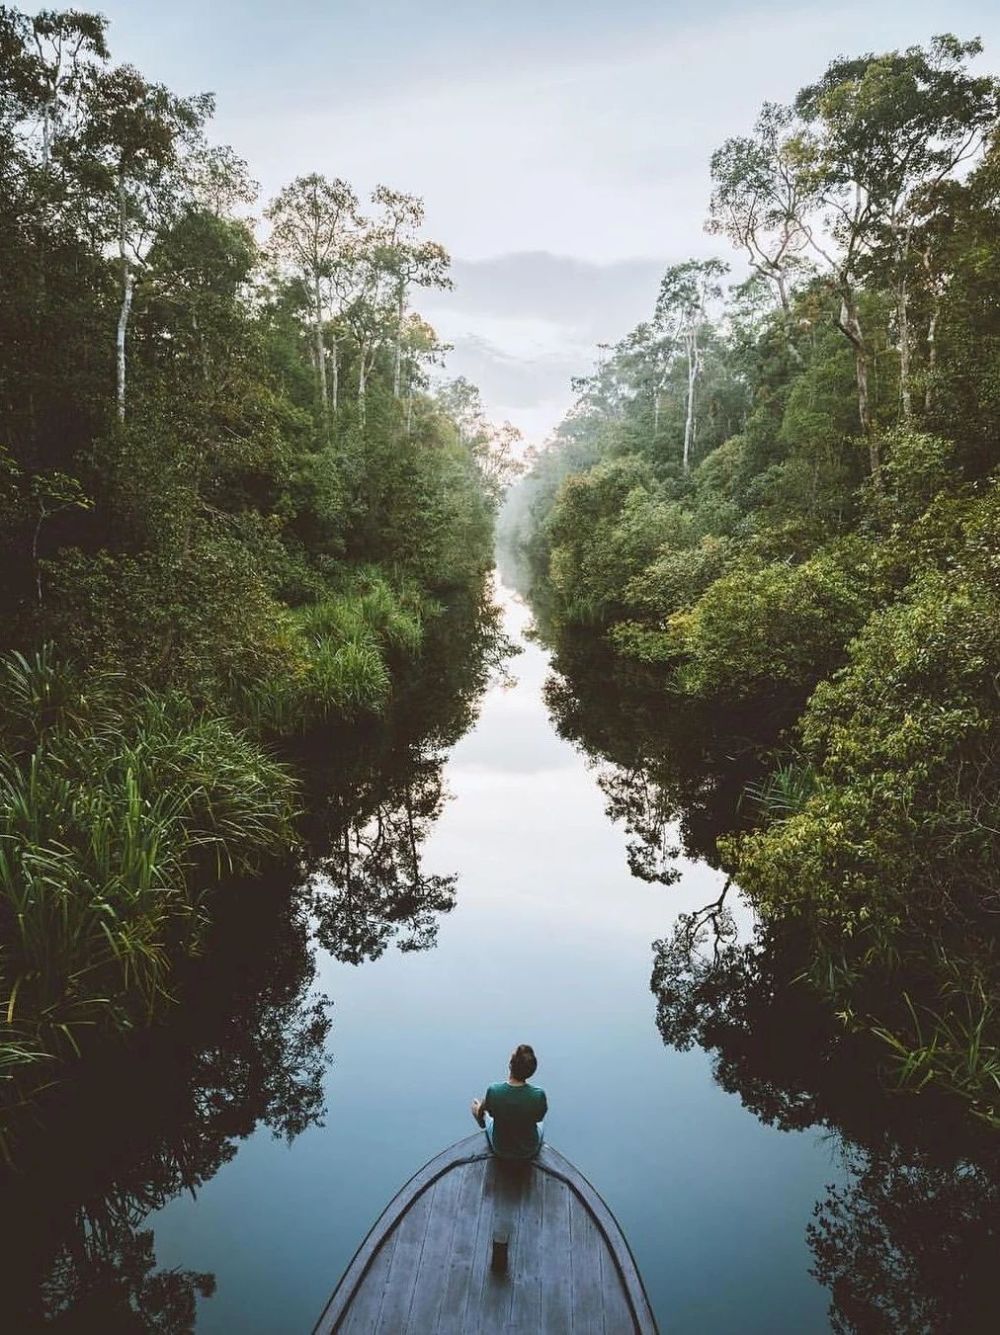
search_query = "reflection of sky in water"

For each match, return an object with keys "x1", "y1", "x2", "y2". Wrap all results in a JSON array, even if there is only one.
[{"x1": 151, "y1": 578, "x2": 841, "y2": 1334}]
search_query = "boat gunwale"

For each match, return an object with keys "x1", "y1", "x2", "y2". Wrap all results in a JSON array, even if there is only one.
[
  {"x1": 311, "y1": 1133, "x2": 659, "y2": 1334},
  {"x1": 537, "y1": 1141, "x2": 659, "y2": 1334}
]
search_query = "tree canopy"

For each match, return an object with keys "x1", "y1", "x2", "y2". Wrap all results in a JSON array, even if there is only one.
[{"x1": 506, "y1": 32, "x2": 1000, "y2": 1127}]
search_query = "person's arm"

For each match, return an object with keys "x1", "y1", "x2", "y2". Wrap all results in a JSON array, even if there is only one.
[
  {"x1": 536, "y1": 1091, "x2": 548, "y2": 1123},
  {"x1": 470, "y1": 1088, "x2": 491, "y2": 1126}
]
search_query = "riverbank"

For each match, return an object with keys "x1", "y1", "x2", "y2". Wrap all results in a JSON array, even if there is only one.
[
  {"x1": 0, "y1": 579, "x2": 506, "y2": 1328},
  {"x1": 0, "y1": 572, "x2": 498, "y2": 1155}
]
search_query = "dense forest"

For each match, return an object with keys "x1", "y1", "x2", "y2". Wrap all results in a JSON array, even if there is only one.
[
  {"x1": 504, "y1": 34, "x2": 1000, "y2": 1127},
  {"x1": 0, "y1": 7, "x2": 511, "y2": 1146}
]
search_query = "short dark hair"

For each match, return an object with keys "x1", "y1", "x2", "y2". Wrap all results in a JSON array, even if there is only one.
[{"x1": 509, "y1": 1044, "x2": 537, "y2": 1081}]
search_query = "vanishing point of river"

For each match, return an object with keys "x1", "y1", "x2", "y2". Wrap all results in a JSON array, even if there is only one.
[{"x1": 145, "y1": 575, "x2": 842, "y2": 1333}]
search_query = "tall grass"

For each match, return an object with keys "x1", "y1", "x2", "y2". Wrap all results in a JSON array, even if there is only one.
[
  {"x1": 872, "y1": 972, "x2": 1000, "y2": 1128},
  {"x1": 0, "y1": 652, "x2": 295, "y2": 1145},
  {"x1": 248, "y1": 569, "x2": 430, "y2": 732},
  {"x1": 0, "y1": 571, "x2": 435, "y2": 1145},
  {"x1": 742, "y1": 759, "x2": 819, "y2": 819}
]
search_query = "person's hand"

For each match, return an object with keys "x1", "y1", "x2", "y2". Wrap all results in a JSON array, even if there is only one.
[{"x1": 471, "y1": 1098, "x2": 485, "y2": 1125}]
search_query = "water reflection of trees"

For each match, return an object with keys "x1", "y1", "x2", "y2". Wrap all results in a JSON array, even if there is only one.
[
  {"x1": 543, "y1": 630, "x2": 762, "y2": 874},
  {"x1": 810, "y1": 1143, "x2": 998, "y2": 1334},
  {"x1": 543, "y1": 626, "x2": 999, "y2": 1335},
  {"x1": 300, "y1": 588, "x2": 510, "y2": 965},
  {"x1": 42, "y1": 1224, "x2": 215, "y2": 1333},
  {"x1": 650, "y1": 876, "x2": 1000, "y2": 1333},
  {"x1": 313, "y1": 770, "x2": 458, "y2": 964},
  {"x1": 0, "y1": 585, "x2": 509, "y2": 1331},
  {"x1": 3, "y1": 881, "x2": 329, "y2": 1331}
]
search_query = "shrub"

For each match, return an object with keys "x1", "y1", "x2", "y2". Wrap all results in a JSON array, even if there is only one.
[
  {"x1": 247, "y1": 570, "x2": 426, "y2": 731},
  {"x1": 0, "y1": 652, "x2": 295, "y2": 1135},
  {"x1": 729, "y1": 505, "x2": 1000, "y2": 1120},
  {"x1": 667, "y1": 541, "x2": 876, "y2": 703}
]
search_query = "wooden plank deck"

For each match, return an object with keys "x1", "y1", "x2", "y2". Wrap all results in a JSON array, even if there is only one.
[{"x1": 313, "y1": 1134, "x2": 658, "y2": 1334}]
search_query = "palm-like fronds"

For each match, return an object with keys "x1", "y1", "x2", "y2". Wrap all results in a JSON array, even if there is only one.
[
  {"x1": 248, "y1": 570, "x2": 426, "y2": 731},
  {"x1": 743, "y1": 759, "x2": 820, "y2": 818},
  {"x1": 0, "y1": 652, "x2": 296, "y2": 1149}
]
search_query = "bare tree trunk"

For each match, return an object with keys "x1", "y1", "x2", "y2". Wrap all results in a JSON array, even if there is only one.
[
  {"x1": 897, "y1": 273, "x2": 913, "y2": 424},
  {"x1": 393, "y1": 283, "x2": 404, "y2": 398},
  {"x1": 683, "y1": 332, "x2": 697, "y2": 471},
  {"x1": 116, "y1": 179, "x2": 133, "y2": 423},
  {"x1": 922, "y1": 248, "x2": 941, "y2": 416},
  {"x1": 837, "y1": 293, "x2": 879, "y2": 481},
  {"x1": 774, "y1": 271, "x2": 804, "y2": 366},
  {"x1": 116, "y1": 271, "x2": 134, "y2": 422},
  {"x1": 894, "y1": 219, "x2": 914, "y2": 424},
  {"x1": 774, "y1": 268, "x2": 791, "y2": 316},
  {"x1": 330, "y1": 341, "x2": 339, "y2": 413},
  {"x1": 925, "y1": 304, "x2": 939, "y2": 415},
  {"x1": 313, "y1": 274, "x2": 328, "y2": 422},
  {"x1": 358, "y1": 353, "x2": 367, "y2": 426},
  {"x1": 42, "y1": 98, "x2": 53, "y2": 169}
]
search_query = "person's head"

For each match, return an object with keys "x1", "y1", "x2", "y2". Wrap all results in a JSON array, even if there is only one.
[{"x1": 509, "y1": 1044, "x2": 537, "y2": 1081}]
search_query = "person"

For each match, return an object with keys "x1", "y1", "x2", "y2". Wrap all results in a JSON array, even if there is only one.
[{"x1": 470, "y1": 1043, "x2": 547, "y2": 1160}]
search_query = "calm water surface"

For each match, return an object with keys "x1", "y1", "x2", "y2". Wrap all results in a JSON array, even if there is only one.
[{"x1": 150, "y1": 578, "x2": 840, "y2": 1333}]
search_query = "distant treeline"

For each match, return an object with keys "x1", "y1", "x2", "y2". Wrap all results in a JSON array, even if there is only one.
[
  {"x1": 506, "y1": 35, "x2": 1000, "y2": 1124},
  {"x1": 0, "y1": 5, "x2": 513, "y2": 1140}
]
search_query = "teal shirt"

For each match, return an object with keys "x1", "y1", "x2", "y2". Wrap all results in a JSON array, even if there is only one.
[{"x1": 483, "y1": 1081, "x2": 547, "y2": 1159}]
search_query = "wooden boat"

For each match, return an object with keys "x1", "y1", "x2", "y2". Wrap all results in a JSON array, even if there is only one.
[{"x1": 313, "y1": 1132, "x2": 658, "y2": 1333}]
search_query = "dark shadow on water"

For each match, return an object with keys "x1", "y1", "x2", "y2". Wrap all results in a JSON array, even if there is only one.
[
  {"x1": 0, "y1": 873, "x2": 329, "y2": 1332},
  {"x1": 649, "y1": 898, "x2": 1000, "y2": 1334},
  {"x1": 0, "y1": 584, "x2": 512, "y2": 1332}
]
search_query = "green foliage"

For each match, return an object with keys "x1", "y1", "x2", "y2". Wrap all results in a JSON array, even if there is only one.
[
  {"x1": 742, "y1": 759, "x2": 820, "y2": 818},
  {"x1": 0, "y1": 651, "x2": 295, "y2": 1131},
  {"x1": 0, "y1": 7, "x2": 498, "y2": 1120},
  {"x1": 546, "y1": 457, "x2": 676, "y2": 623},
  {"x1": 667, "y1": 542, "x2": 876, "y2": 702},
  {"x1": 862, "y1": 428, "x2": 956, "y2": 528},
  {"x1": 512, "y1": 34, "x2": 1000, "y2": 1123},
  {"x1": 247, "y1": 572, "x2": 427, "y2": 731},
  {"x1": 726, "y1": 491, "x2": 1000, "y2": 1117},
  {"x1": 612, "y1": 535, "x2": 736, "y2": 664}
]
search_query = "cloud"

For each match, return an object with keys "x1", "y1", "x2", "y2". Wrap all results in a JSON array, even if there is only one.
[
  {"x1": 441, "y1": 334, "x2": 579, "y2": 410},
  {"x1": 419, "y1": 251, "x2": 676, "y2": 444},
  {"x1": 201, "y1": 1, "x2": 1000, "y2": 264},
  {"x1": 432, "y1": 253, "x2": 667, "y2": 339},
  {"x1": 432, "y1": 327, "x2": 581, "y2": 447}
]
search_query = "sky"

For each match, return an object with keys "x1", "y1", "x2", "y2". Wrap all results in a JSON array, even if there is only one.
[{"x1": 43, "y1": 0, "x2": 1000, "y2": 447}]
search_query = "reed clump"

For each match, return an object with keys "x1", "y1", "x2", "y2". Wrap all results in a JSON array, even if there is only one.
[
  {"x1": 0, "y1": 649, "x2": 296, "y2": 1138},
  {"x1": 248, "y1": 569, "x2": 431, "y2": 732}
]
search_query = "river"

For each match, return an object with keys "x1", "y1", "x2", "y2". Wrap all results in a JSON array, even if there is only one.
[{"x1": 142, "y1": 576, "x2": 843, "y2": 1333}]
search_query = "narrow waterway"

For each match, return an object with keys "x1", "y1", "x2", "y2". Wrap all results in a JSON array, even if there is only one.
[{"x1": 150, "y1": 577, "x2": 842, "y2": 1333}]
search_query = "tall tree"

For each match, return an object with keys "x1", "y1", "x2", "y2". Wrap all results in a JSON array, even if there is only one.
[
  {"x1": 20, "y1": 8, "x2": 109, "y2": 171},
  {"x1": 708, "y1": 102, "x2": 809, "y2": 360},
  {"x1": 81, "y1": 64, "x2": 210, "y2": 420},
  {"x1": 369, "y1": 186, "x2": 451, "y2": 399},
  {"x1": 265, "y1": 174, "x2": 359, "y2": 426},
  {"x1": 655, "y1": 259, "x2": 728, "y2": 471},
  {"x1": 795, "y1": 35, "x2": 998, "y2": 440},
  {"x1": 185, "y1": 142, "x2": 258, "y2": 218},
  {"x1": 339, "y1": 232, "x2": 395, "y2": 425}
]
